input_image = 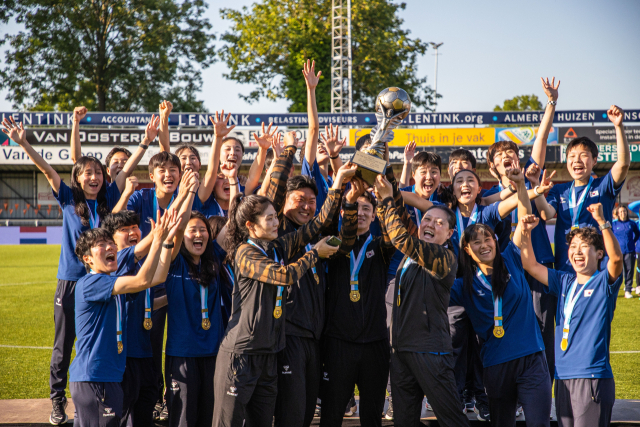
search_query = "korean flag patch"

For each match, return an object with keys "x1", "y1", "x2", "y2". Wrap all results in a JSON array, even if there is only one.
[
  {"x1": 584, "y1": 289, "x2": 593, "y2": 297},
  {"x1": 366, "y1": 250, "x2": 375, "y2": 259},
  {"x1": 589, "y1": 190, "x2": 599, "y2": 198}
]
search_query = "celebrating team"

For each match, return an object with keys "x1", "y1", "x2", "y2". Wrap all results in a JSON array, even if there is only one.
[{"x1": 2, "y1": 61, "x2": 631, "y2": 427}]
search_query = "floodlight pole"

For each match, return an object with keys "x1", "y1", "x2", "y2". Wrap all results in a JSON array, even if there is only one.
[
  {"x1": 430, "y1": 42, "x2": 443, "y2": 112},
  {"x1": 331, "y1": 0, "x2": 352, "y2": 113}
]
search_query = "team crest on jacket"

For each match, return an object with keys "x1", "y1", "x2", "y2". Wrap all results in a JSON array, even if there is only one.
[
  {"x1": 103, "y1": 407, "x2": 115, "y2": 417},
  {"x1": 171, "y1": 380, "x2": 179, "y2": 391},
  {"x1": 282, "y1": 365, "x2": 291, "y2": 374},
  {"x1": 227, "y1": 386, "x2": 238, "y2": 397}
]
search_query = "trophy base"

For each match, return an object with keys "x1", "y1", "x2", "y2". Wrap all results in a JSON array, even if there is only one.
[{"x1": 350, "y1": 151, "x2": 388, "y2": 187}]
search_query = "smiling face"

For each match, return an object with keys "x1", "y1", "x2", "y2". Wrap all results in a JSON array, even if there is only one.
[
  {"x1": 453, "y1": 171, "x2": 480, "y2": 206},
  {"x1": 177, "y1": 148, "x2": 201, "y2": 173},
  {"x1": 112, "y1": 224, "x2": 141, "y2": 250},
  {"x1": 184, "y1": 218, "x2": 209, "y2": 258},
  {"x1": 284, "y1": 188, "x2": 317, "y2": 225},
  {"x1": 107, "y1": 152, "x2": 130, "y2": 181},
  {"x1": 464, "y1": 229, "x2": 497, "y2": 267},
  {"x1": 77, "y1": 162, "x2": 104, "y2": 199},
  {"x1": 448, "y1": 158, "x2": 474, "y2": 178},
  {"x1": 150, "y1": 163, "x2": 181, "y2": 195},
  {"x1": 568, "y1": 235, "x2": 602, "y2": 275},
  {"x1": 247, "y1": 203, "x2": 279, "y2": 241},
  {"x1": 567, "y1": 144, "x2": 596, "y2": 182},
  {"x1": 413, "y1": 163, "x2": 441, "y2": 198},
  {"x1": 316, "y1": 142, "x2": 330, "y2": 165},
  {"x1": 220, "y1": 140, "x2": 243, "y2": 165},
  {"x1": 618, "y1": 206, "x2": 629, "y2": 221},
  {"x1": 355, "y1": 196, "x2": 375, "y2": 235},
  {"x1": 214, "y1": 173, "x2": 232, "y2": 204},
  {"x1": 419, "y1": 208, "x2": 454, "y2": 245},
  {"x1": 83, "y1": 238, "x2": 118, "y2": 274},
  {"x1": 492, "y1": 148, "x2": 519, "y2": 178}
]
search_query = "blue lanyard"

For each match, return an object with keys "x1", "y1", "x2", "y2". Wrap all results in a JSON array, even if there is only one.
[
  {"x1": 115, "y1": 294, "x2": 123, "y2": 353},
  {"x1": 306, "y1": 244, "x2": 317, "y2": 276},
  {"x1": 350, "y1": 235, "x2": 373, "y2": 297},
  {"x1": 568, "y1": 177, "x2": 594, "y2": 230},
  {"x1": 498, "y1": 182, "x2": 517, "y2": 226},
  {"x1": 247, "y1": 239, "x2": 284, "y2": 317},
  {"x1": 224, "y1": 263, "x2": 235, "y2": 284},
  {"x1": 86, "y1": 199, "x2": 99, "y2": 229},
  {"x1": 476, "y1": 269, "x2": 504, "y2": 337},
  {"x1": 396, "y1": 256, "x2": 415, "y2": 306},
  {"x1": 456, "y1": 204, "x2": 478, "y2": 242},
  {"x1": 153, "y1": 191, "x2": 176, "y2": 222},
  {"x1": 200, "y1": 284, "x2": 209, "y2": 321},
  {"x1": 561, "y1": 275, "x2": 596, "y2": 349},
  {"x1": 144, "y1": 289, "x2": 151, "y2": 321}
]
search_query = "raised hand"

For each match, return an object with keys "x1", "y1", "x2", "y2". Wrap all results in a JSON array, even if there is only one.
[
  {"x1": 587, "y1": 203, "x2": 605, "y2": 223},
  {"x1": 335, "y1": 161, "x2": 358, "y2": 183},
  {"x1": 404, "y1": 140, "x2": 416, "y2": 164},
  {"x1": 253, "y1": 122, "x2": 278, "y2": 150},
  {"x1": 73, "y1": 106, "x2": 88, "y2": 122},
  {"x1": 178, "y1": 169, "x2": 195, "y2": 197},
  {"x1": 283, "y1": 131, "x2": 298, "y2": 147},
  {"x1": 374, "y1": 174, "x2": 393, "y2": 201},
  {"x1": 525, "y1": 163, "x2": 542, "y2": 186},
  {"x1": 321, "y1": 123, "x2": 347, "y2": 157},
  {"x1": 521, "y1": 214, "x2": 540, "y2": 232},
  {"x1": 210, "y1": 110, "x2": 237, "y2": 138},
  {"x1": 1, "y1": 117, "x2": 26, "y2": 145},
  {"x1": 540, "y1": 77, "x2": 560, "y2": 102},
  {"x1": 155, "y1": 208, "x2": 180, "y2": 242},
  {"x1": 271, "y1": 132, "x2": 284, "y2": 157},
  {"x1": 159, "y1": 100, "x2": 173, "y2": 121},
  {"x1": 505, "y1": 166, "x2": 524, "y2": 184},
  {"x1": 537, "y1": 170, "x2": 556, "y2": 193},
  {"x1": 607, "y1": 105, "x2": 624, "y2": 127},
  {"x1": 145, "y1": 114, "x2": 161, "y2": 141},
  {"x1": 124, "y1": 176, "x2": 139, "y2": 194},
  {"x1": 345, "y1": 177, "x2": 367, "y2": 203},
  {"x1": 302, "y1": 59, "x2": 322, "y2": 90},
  {"x1": 221, "y1": 160, "x2": 239, "y2": 179},
  {"x1": 313, "y1": 236, "x2": 340, "y2": 259}
]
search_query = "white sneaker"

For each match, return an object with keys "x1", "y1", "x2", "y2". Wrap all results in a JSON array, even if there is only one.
[
  {"x1": 625, "y1": 291, "x2": 633, "y2": 299},
  {"x1": 516, "y1": 405, "x2": 523, "y2": 417},
  {"x1": 425, "y1": 400, "x2": 433, "y2": 411},
  {"x1": 635, "y1": 286, "x2": 640, "y2": 295}
]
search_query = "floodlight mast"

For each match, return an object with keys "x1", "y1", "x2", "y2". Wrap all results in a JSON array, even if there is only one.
[
  {"x1": 331, "y1": 0, "x2": 352, "y2": 113},
  {"x1": 430, "y1": 42, "x2": 443, "y2": 112}
]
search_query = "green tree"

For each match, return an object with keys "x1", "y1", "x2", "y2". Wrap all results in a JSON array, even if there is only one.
[
  {"x1": 0, "y1": 0, "x2": 215, "y2": 112},
  {"x1": 494, "y1": 95, "x2": 543, "y2": 112},
  {"x1": 219, "y1": 0, "x2": 435, "y2": 113}
]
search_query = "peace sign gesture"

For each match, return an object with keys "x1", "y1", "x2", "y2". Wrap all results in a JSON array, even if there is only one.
[
  {"x1": 210, "y1": 110, "x2": 236, "y2": 138},
  {"x1": 540, "y1": 77, "x2": 560, "y2": 102},
  {"x1": 253, "y1": 122, "x2": 278, "y2": 150},
  {"x1": 302, "y1": 59, "x2": 322, "y2": 90}
]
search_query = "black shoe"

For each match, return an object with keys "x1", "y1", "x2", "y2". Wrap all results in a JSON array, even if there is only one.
[
  {"x1": 50, "y1": 397, "x2": 68, "y2": 425},
  {"x1": 474, "y1": 403, "x2": 490, "y2": 422},
  {"x1": 385, "y1": 396, "x2": 394, "y2": 420}
]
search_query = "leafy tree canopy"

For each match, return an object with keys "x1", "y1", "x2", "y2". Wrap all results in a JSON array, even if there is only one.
[
  {"x1": 1, "y1": 0, "x2": 216, "y2": 112},
  {"x1": 494, "y1": 94, "x2": 543, "y2": 112},
  {"x1": 219, "y1": 0, "x2": 435, "y2": 112}
]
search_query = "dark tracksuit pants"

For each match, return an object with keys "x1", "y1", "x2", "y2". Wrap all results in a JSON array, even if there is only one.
[
  {"x1": 165, "y1": 355, "x2": 216, "y2": 427},
  {"x1": 390, "y1": 349, "x2": 469, "y2": 427},
  {"x1": 213, "y1": 351, "x2": 278, "y2": 427},
  {"x1": 622, "y1": 253, "x2": 636, "y2": 292},
  {"x1": 274, "y1": 335, "x2": 321, "y2": 427},
  {"x1": 121, "y1": 357, "x2": 160, "y2": 427},
  {"x1": 150, "y1": 292, "x2": 168, "y2": 402},
  {"x1": 50, "y1": 279, "x2": 76, "y2": 400},
  {"x1": 70, "y1": 381, "x2": 123, "y2": 427},
  {"x1": 483, "y1": 351, "x2": 551, "y2": 427},
  {"x1": 385, "y1": 274, "x2": 395, "y2": 397},
  {"x1": 554, "y1": 378, "x2": 615, "y2": 427},
  {"x1": 636, "y1": 253, "x2": 640, "y2": 289},
  {"x1": 526, "y1": 263, "x2": 557, "y2": 387},
  {"x1": 319, "y1": 337, "x2": 389, "y2": 427}
]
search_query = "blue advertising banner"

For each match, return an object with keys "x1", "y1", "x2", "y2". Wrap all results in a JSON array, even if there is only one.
[{"x1": 1, "y1": 110, "x2": 639, "y2": 127}]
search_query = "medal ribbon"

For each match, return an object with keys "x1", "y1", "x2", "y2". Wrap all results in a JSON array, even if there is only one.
[
  {"x1": 87, "y1": 199, "x2": 100, "y2": 229},
  {"x1": 350, "y1": 235, "x2": 373, "y2": 297},
  {"x1": 456, "y1": 204, "x2": 478, "y2": 242},
  {"x1": 411, "y1": 185, "x2": 423, "y2": 225},
  {"x1": 247, "y1": 239, "x2": 283, "y2": 314},
  {"x1": 397, "y1": 256, "x2": 415, "y2": 306},
  {"x1": 562, "y1": 275, "x2": 596, "y2": 350},
  {"x1": 115, "y1": 295, "x2": 123, "y2": 352},
  {"x1": 568, "y1": 176, "x2": 594, "y2": 230},
  {"x1": 498, "y1": 182, "x2": 517, "y2": 235},
  {"x1": 476, "y1": 269, "x2": 503, "y2": 333},
  {"x1": 306, "y1": 244, "x2": 317, "y2": 276},
  {"x1": 144, "y1": 289, "x2": 152, "y2": 322},
  {"x1": 153, "y1": 191, "x2": 176, "y2": 222},
  {"x1": 200, "y1": 284, "x2": 209, "y2": 323}
]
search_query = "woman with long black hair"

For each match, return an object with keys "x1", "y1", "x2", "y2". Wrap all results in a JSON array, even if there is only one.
[
  {"x1": 212, "y1": 167, "x2": 352, "y2": 427},
  {"x1": 449, "y1": 167, "x2": 553, "y2": 427}
]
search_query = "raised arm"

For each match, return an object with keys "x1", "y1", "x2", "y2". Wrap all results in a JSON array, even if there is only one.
[
  {"x1": 322, "y1": 124, "x2": 346, "y2": 173},
  {"x1": 114, "y1": 115, "x2": 159, "y2": 192},
  {"x1": 221, "y1": 159, "x2": 240, "y2": 202},
  {"x1": 400, "y1": 191, "x2": 433, "y2": 212},
  {"x1": 265, "y1": 137, "x2": 297, "y2": 213},
  {"x1": 531, "y1": 77, "x2": 560, "y2": 165},
  {"x1": 588, "y1": 203, "x2": 623, "y2": 281},
  {"x1": 113, "y1": 209, "x2": 179, "y2": 294},
  {"x1": 202, "y1": 110, "x2": 234, "y2": 203},
  {"x1": 112, "y1": 176, "x2": 139, "y2": 213},
  {"x1": 168, "y1": 173, "x2": 199, "y2": 261},
  {"x1": 375, "y1": 175, "x2": 456, "y2": 280},
  {"x1": 70, "y1": 106, "x2": 87, "y2": 164},
  {"x1": 511, "y1": 167, "x2": 534, "y2": 248},
  {"x1": 608, "y1": 105, "x2": 630, "y2": 187},
  {"x1": 246, "y1": 122, "x2": 278, "y2": 195},
  {"x1": 525, "y1": 165, "x2": 557, "y2": 221},
  {"x1": 335, "y1": 178, "x2": 365, "y2": 256},
  {"x1": 497, "y1": 167, "x2": 532, "y2": 219},
  {"x1": 158, "y1": 100, "x2": 172, "y2": 153},
  {"x1": 399, "y1": 141, "x2": 416, "y2": 188},
  {"x1": 302, "y1": 59, "x2": 321, "y2": 166},
  {"x1": 2, "y1": 118, "x2": 61, "y2": 193},
  {"x1": 519, "y1": 215, "x2": 549, "y2": 285}
]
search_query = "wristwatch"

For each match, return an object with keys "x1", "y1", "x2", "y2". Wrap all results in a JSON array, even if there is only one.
[
  {"x1": 599, "y1": 221, "x2": 612, "y2": 231},
  {"x1": 508, "y1": 184, "x2": 516, "y2": 193},
  {"x1": 547, "y1": 100, "x2": 557, "y2": 106},
  {"x1": 139, "y1": 143, "x2": 149, "y2": 149}
]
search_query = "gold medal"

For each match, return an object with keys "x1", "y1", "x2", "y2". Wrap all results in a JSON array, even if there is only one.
[
  {"x1": 493, "y1": 325, "x2": 504, "y2": 338},
  {"x1": 561, "y1": 338, "x2": 568, "y2": 351},
  {"x1": 571, "y1": 226, "x2": 579, "y2": 231},
  {"x1": 314, "y1": 273, "x2": 320, "y2": 284},
  {"x1": 274, "y1": 307, "x2": 282, "y2": 319},
  {"x1": 143, "y1": 318, "x2": 153, "y2": 330},
  {"x1": 117, "y1": 341, "x2": 123, "y2": 354},
  {"x1": 350, "y1": 290, "x2": 360, "y2": 302},
  {"x1": 202, "y1": 318, "x2": 211, "y2": 330},
  {"x1": 397, "y1": 295, "x2": 401, "y2": 306}
]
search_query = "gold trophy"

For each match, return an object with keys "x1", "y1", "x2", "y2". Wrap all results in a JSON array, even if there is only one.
[{"x1": 351, "y1": 87, "x2": 411, "y2": 185}]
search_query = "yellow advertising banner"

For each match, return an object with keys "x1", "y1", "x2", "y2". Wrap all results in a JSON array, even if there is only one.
[{"x1": 350, "y1": 128, "x2": 496, "y2": 146}]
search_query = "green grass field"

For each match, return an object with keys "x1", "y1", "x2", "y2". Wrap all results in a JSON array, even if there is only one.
[{"x1": 1, "y1": 245, "x2": 639, "y2": 400}]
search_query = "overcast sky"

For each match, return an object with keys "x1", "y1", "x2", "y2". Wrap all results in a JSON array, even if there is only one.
[{"x1": 1, "y1": 0, "x2": 639, "y2": 114}]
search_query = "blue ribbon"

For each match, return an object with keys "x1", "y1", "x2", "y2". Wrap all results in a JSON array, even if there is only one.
[
  {"x1": 568, "y1": 176, "x2": 594, "y2": 230},
  {"x1": 476, "y1": 269, "x2": 503, "y2": 331},
  {"x1": 153, "y1": 191, "x2": 176, "y2": 222},
  {"x1": 247, "y1": 239, "x2": 283, "y2": 311},
  {"x1": 562, "y1": 275, "x2": 596, "y2": 347},
  {"x1": 456, "y1": 204, "x2": 478, "y2": 242},
  {"x1": 397, "y1": 256, "x2": 415, "y2": 305},
  {"x1": 350, "y1": 235, "x2": 373, "y2": 295}
]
